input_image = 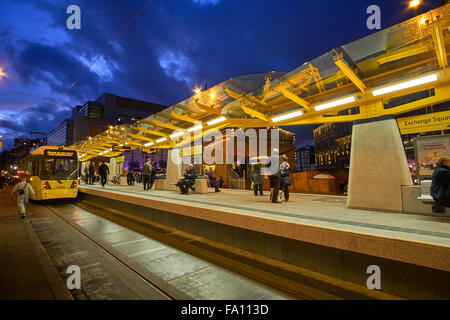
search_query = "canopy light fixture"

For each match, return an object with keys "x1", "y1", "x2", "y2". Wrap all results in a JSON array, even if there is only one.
[
  {"x1": 187, "y1": 124, "x2": 203, "y2": 132},
  {"x1": 314, "y1": 96, "x2": 356, "y2": 112},
  {"x1": 156, "y1": 137, "x2": 168, "y2": 143},
  {"x1": 207, "y1": 116, "x2": 226, "y2": 126},
  {"x1": 372, "y1": 74, "x2": 437, "y2": 97},
  {"x1": 271, "y1": 110, "x2": 304, "y2": 123},
  {"x1": 144, "y1": 142, "x2": 154, "y2": 147},
  {"x1": 170, "y1": 131, "x2": 185, "y2": 139}
]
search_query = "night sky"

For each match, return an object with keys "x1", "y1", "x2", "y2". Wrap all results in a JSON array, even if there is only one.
[{"x1": 0, "y1": 0, "x2": 443, "y2": 150}]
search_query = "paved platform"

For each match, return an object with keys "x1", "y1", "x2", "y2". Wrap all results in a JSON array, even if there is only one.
[
  {"x1": 80, "y1": 184, "x2": 450, "y2": 273},
  {"x1": 0, "y1": 187, "x2": 73, "y2": 300}
]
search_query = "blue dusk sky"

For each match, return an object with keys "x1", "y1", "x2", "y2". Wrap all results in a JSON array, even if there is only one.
[{"x1": 0, "y1": 0, "x2": 443, "y2": 150}]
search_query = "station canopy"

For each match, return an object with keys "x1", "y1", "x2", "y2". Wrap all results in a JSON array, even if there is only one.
[{"x1": 73, "y1": 4, "x2": 450, "y2": 161}]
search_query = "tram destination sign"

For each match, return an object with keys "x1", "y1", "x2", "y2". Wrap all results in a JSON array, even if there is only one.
[{"x1": 44, "y1": 150, "x2": 77, "y2": 158}]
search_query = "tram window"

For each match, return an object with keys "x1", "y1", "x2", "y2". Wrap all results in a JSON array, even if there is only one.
[{"x1": 42, "y1": 157, "x2": 78, "y2": 180}]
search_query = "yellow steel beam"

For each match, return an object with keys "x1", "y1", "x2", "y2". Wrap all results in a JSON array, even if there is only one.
[
  {"x1": 278, "y1": 85, "x2": 311, "y2": 109},
  {"x1": 152, "y1": 119, "x2": 183, "y2": 131},
  {"x1": 126, "y1": 132, "x2": 154, "y2": 142},
  {"x1": 225, "y1": 85, "x2": 268, "y2": 107},
  {"x1": 170, "y1": 109, "x2": 199, "y2": 124},
  {"x1": 262, "y1": 76, "x2": 271, "y2": 100},
  {"x1": 431, "y1": 16, "x2": 448, "y2": 68},
  {"x1": 240, "y1": 105, "x2": 269, "y2": 122},
  {"x1": 377, "y1": 43, "x2": 430, "y2": 65},
  {"x1": 334, "y1": 55, "x2": 367, "y2": 94},
  {"x1": 133, "y1": 126, "x2": 169, "y2": 137},
  {"x1": 194, "y1": 99, "x2": 222, "y2": 115}
]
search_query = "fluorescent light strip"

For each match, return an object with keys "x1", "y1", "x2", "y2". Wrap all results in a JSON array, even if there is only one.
[
  {"x1": 170, "y1": 131, "x2": 185, "y2": 139},
  {"x1": 156, "y1": 137, "x2": 168, "y2": 143},
  {"x1": 207, "y1": 116, "x2": 226, "y2": 126},
  {"x1": 144, "y1": 142, "x2": 154, "y2": 147},
  {"x1": 187, "y1": 124, "x2": 203, "y2": 132},
  {"x1": 314, "y1": 96, "x2": 356, "y2": 112},
  {"x1": 372, "y1": 74, "x2": 438, "y2": 96},
  {"x1": 271, "y1": 110, "x2": 303, "y2": 123}
]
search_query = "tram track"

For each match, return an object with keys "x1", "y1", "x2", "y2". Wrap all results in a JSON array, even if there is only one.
[
  {"x1": 33, "y1": 198, "x2": 401, "y2": 300},
  {"x1": 44, "y1": 204, "x2": 182, "y2": 300},
  {"x1": 31, "y1": 200, "x2": 294, "y2": 300}
]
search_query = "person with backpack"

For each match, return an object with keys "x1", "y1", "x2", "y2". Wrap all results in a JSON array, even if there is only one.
[{"x1": 11, "y1": 176, "x2": 35, "y2": 219}]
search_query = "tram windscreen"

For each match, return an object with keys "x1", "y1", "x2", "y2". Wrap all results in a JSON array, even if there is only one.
[{"x1": 42, "y1": 150, "x2": 78, "y2": 180}]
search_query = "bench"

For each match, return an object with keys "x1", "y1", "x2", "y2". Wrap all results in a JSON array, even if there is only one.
[
  {"x1": 417, "y1": 180, "x2": 449, "y2": 214},
  {"x1": 158, "y1": 178, "x2": 209, "y2": 194}
]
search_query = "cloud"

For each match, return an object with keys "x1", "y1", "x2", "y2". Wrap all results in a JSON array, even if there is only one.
[
  {"x1": 192, "y1": 0, "x2": 220, "y2": 5},
  {"x1": 0, "y1": 102, "x2": 71, "y2": 150},
  {"x1": 158, "y1": 50, "x2": 196, "y2": 85},
  {"x1": 77, "y1": 54, "x2": 119, "y2": 82}
]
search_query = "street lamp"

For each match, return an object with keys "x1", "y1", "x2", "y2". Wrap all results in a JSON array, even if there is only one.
[
  {"x1": 409, "y1": 0, "x2": 422, "y2": 15},
  {"x1": 0, "y1": 68, "x2": 6, "y2": 79}
]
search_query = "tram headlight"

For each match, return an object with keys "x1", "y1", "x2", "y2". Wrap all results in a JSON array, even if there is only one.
[
  {"x1": 70, "y1": 180, "x2": 78, "y2": 188},
  {"x1": 42, "y1": 181, "x2": 51, "y2": 189}
]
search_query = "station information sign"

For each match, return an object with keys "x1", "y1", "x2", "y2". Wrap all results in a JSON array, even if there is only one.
[{"x1": 397, "y1": 110, "x2": 450, "y2": 135}]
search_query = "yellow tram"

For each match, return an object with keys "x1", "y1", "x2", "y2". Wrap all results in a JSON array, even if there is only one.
[{"x1": 19, "y1": 146, "x2": 79, "y2": 200}]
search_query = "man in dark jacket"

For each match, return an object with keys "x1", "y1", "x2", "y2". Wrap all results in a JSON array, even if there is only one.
[
  {"x1": 430, "y1": 157, "x2": 450, "y2": 213},
  {"x1": 176, "y1": 164, "x2": 196, "y2": 194},
  {"x1": 89, "y1": 163, "x2": 95, "y2": 185},
  {"x1": 149, "y1": 162, "x2": 157, "y2": 190},
  {"x1": 99, "y1": 161, "x2": 109, "y2": 187},
  {"x1": 142, "y1": 159, "x2": 152, "y2": 190}
]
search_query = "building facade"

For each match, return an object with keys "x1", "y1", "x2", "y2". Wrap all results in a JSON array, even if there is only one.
[
  {"x1": 313, "y1": 122, "x2": 352, "y2": 171},
  {"x1": 70, "y1": 93, "x2": 168, "y2": 144},
  {"x1": 295, "y1": 145, "x2": 315, "y2": 172},
  {"x1": 47, "y1": 119, "x2": 73, "y2": 146}
]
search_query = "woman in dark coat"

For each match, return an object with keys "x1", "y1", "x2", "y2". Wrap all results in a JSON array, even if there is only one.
[
  {"x1": 205, "y1": 168, "x2": 220, "y2": 193},
  {"x1": 430, "y1": 157, "x2": 450, "y2": 213},
  {"x1": 252, "y1": 161, "x2": 264, "y2": 196},
  {"x1": 280, "y1": 155, "x2": 292, "y2": 202}
]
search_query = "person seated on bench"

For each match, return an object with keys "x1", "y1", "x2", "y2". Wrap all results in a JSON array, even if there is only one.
[
  {"x1": 430, "y1": 157, "x2": 450, "y2": 213},
  {"x1": 176, "y1": 164, "x2": 196, "y2": 194},
  {"x1": 205, "y1": 167, "x2": 220, "y2": 193}
]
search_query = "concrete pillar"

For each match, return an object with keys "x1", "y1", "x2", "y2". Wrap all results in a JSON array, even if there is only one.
[
  {"x1": 165, "y1": 149, "x2": 183, "y2": 191},
  {"x1": 347, "y1": 115, "x2": 412, "y2": 212}
]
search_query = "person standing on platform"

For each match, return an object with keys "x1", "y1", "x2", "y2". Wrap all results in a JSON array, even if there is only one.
[
  {"x1": 89, "y1": 163, "x2": 95, "y2": 185},
  {"x1": 99, "y1": 161, "x2": 109, "y2": 187},
  {"x1": 431, "y1": 157, "x2": 450, "y2": 213},
  {"x1": 142, "y1": 159, "x2": 152, "y2": 191},
  {"x1": 11, "y1": 176, "x2": 35, "y2": 219},
  {"x1": 252, "y1": 161, "x2": 264, "y2": 196},
  {"x1": 268, "y1": 149, "x2": 281, "y2": 203},
  {"x1": 84, "y1": 167, "x2": 89, "y2": 185},
  {"x1": 280, "y1": 155, "x2": 292, "y2": 202},
  {"x1": 149, "y1": 162, "x2": 157, "y2": 190}
]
